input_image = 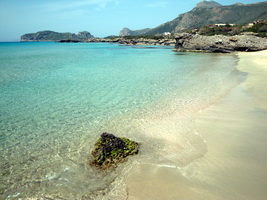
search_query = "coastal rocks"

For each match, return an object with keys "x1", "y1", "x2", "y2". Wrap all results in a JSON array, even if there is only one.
[
  {"x1": 86, "y1": 38, "x2": 176, "y2": 46},
  {"x1": 57, "y1": 40, "x2": 80, "y2": 43},
  {"x1": 174, "y1": 33, "x2": 267, "y2": 52},
  {"x1": 118, "y1": 38, "x2": 176, "y2": 46},
  {"x1": 90, "y1": 133, "x2": 139, "y2": 170}
]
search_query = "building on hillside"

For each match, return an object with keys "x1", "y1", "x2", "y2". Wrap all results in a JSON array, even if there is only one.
[
  {"x1": 215, "y1": 23, "x2": 235, "y2": 27},
  {"x1": 164, "y1": 32, "x2": 171, "y2": 36}
]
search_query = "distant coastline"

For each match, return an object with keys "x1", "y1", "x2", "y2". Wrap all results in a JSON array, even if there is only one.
[
  {"x1": 20, "y1": 23, "x2": 267, "y2": 53},
  {"x1": 20, "y1": 33, "x2": 267, "y2": 53},
  {"x1": 20, "y1": 30, "x2": 94, "y2": 42}
]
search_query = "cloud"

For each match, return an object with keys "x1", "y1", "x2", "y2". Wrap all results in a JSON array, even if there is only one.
[
  {"x1": 41, "y1": 0, "x2": 120, "y2": 12},
  {"x1": 146, "y1": 1, "x2": 169, "y2": 8}
]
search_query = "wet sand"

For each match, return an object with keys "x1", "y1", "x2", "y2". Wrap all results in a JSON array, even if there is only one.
[{"x1": 125, "y1": 50, "x2": 267, "y2": 200}]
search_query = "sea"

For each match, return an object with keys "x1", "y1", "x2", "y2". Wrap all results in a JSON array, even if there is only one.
[{"x1": 0, "y1": 42, "x2": 241, "y2": 199}]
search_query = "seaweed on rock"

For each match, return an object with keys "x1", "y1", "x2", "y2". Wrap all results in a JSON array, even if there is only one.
[{"x1": 90, "y1": 132, "x2": 139, "y2": 170}]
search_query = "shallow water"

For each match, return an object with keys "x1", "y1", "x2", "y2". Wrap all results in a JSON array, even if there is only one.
[{"x1": 0, "y1": 42, "x2": 240, "y2": 199}]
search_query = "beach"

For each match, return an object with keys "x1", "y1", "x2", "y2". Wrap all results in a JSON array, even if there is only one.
[
  {"x1": 1, "y1": 42, "x2": 266, "y2": 199},
  {"x1": 125, "y1": 50, "x2": 267, "y2": 200},
  {"x1": 237, "y1": 50, "x2": 267, "y2": 110}
]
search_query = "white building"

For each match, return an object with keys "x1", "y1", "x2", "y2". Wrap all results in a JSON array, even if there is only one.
[{"x1": 164, "y1": 32, "x2": 171, "y2": 36}]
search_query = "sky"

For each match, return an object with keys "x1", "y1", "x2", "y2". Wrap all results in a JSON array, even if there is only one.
[{"x1": 0, "y1": 0, "x2": 266, "y2": 41}]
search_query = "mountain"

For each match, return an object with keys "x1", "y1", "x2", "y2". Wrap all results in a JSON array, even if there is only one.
[
  {"x1": 195, "y1": 0, "x2": 222, "y2": 8},
  {"x1": 120, "y1": 1, "x2": 267, "y2": 36},
  {"x1": 21, "y1": 31, "x2": 94, "y2": 41}
]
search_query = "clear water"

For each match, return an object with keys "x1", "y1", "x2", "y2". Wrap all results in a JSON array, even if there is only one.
[{"x1": 0, "y1": 42, "x2": 240, "y2": 199}]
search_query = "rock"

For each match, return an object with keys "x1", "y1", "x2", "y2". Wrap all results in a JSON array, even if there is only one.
[
  {"x1": 86, "y1": 37, "x2": 176, "y2": 46},
  {"x1": 90, "y1": 133, "x2": 139, "y2": 170},
  {"x1": 194, "y1": 0, "x2": 222, "y2": 9},
  {"x1": 174, "y1": 33, "x2": 267, "y2": 53},
  {"x1": 57, "y1": 40, "x2": 80, "y2": 43}
]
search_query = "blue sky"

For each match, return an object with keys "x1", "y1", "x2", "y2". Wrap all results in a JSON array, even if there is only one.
[{"x1": 0, "y1": 0, "x2": 266, "y2": 41}]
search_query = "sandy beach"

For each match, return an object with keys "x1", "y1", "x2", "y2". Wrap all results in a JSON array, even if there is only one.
[
  {"x1": 126, "y1": 50, "x2": 267, "y2": 200},
  {"x1": 237, "y1": 50, "x2": 267, "y2": 110}
]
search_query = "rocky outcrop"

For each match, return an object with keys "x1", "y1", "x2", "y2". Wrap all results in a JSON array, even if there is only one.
[
  {"x1": 57, "y1": 40, "x2": 80, "y2": 43},
  {"x1": 119, "y1": 1, "x2": 267, "y2": 35},
  {"x1": 119, "y1": 28, "x2": 151, "y2": 36},
  {"x1": 90, "y1": 133, "x2": 139, "y2": 170},
  {"x1": 174, "y1": 33, "x2": 267, "y2": 53},
  {"x1": 87, "y1": 37, "x2": 176, "y2": 46},
  {"x1": 21, "y1": 31, "x2": 94, "y2": 42},
  {"x1": 195, "y1": 0, "x2": 222, "y2": 8}
]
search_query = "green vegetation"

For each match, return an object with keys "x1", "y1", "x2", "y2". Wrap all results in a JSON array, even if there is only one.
[
  {"x1": 246, "y1": 23, "x2": 267, "y2": 37},
  {"x1": 189, "y1": 22, "x2": 267, "y2": 37},
  {"x1": 21, "y1": 31, "x2": 93, "y2": 41},
  {"x1": 122, "y1": 35, "x2": 165, "y2": 40},
  {"x1": 105, "y1": 34, "x2": 175, "y2": 40},
  {"x1": 90, "y1": 133, "x2": 139, "y2": 170},
  {"x1": 197, "y1": 25, "x2": 242, "y2": 36},
  {"x1": 104, "y1": 35, "x2": 119, "y2": 39}
]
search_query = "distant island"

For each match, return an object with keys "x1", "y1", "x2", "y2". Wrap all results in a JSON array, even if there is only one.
[{"x1": 20, "y1": 31, "x2": 94, "y2": 42}]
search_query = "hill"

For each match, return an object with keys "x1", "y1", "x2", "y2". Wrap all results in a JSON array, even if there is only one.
[
  {"x1": 120, "y1": 1, "x2": 267, "y2": 36},
  {"x1": 21, "y1": 31, "x2": 94, "y2": 42}
]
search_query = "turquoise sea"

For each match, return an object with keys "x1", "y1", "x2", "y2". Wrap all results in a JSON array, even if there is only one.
[{"x1": 0, "y1": 42, "x2": 240, "y2": 199}]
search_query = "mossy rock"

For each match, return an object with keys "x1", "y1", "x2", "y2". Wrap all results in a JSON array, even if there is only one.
[{"x1": 90, "y1": 132, "x2": 139, "y2": 170}]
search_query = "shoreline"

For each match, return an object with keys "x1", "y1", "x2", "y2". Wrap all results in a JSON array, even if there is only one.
[
  {"x1": 125, "y1": 50, "x2": 267, "y2": 199},
  {"x1": 193, "y1": 50, "x2": 267, "y2": 199},
  {"x1": 237, "y1": 50, "x2": 267, "y2": 110}
]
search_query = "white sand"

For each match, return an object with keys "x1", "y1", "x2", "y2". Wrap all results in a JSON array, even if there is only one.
[
  {"x1": 237, "y1": 50, "x2": 267, "y2": 110},
  {"x1": 125, "y1": 50, "x2": 267, "y2": 200}
]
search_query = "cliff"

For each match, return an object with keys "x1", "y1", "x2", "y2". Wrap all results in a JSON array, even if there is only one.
[
  {"x1": 120, "y1": 1, "x2": 267, "y2": 36},
  {"x1": 21, "y1": 31, "x2": 94, "y2": 42}
]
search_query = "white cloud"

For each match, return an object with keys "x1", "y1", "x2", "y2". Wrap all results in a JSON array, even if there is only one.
[
  {"x1": 41, "y1": 0, "x2": 120, "y2": 12},
  {"x1": 146, "y1": 1, "x2": 169, "y2": 8}
]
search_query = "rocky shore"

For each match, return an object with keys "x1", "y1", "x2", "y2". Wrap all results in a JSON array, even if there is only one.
[
  {"x1": 174, "y1": 33, "x2": 267, "y2": 53},
  {"x1": 86, "y1": 37, "x2": 176, "y2": 46},
  {"x1": 56, "y1": 33, "x2": 267, "y2": 53}
]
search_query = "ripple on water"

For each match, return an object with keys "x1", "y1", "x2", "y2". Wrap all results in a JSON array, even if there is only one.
[{"x1": 0, "y1": 42, "x2": 240, "y2": 199}]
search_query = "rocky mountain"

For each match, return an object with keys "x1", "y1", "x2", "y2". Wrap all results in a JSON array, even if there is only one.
[
  {"x1": 195, "y1": 0, "x2": 222, "y2": 8},
  {"x1": 21, "y1": 31, "x2": 94, "y2": 41},
  {"x1": 120, "y1": 1, "x2": 267, "y2": 36}
]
